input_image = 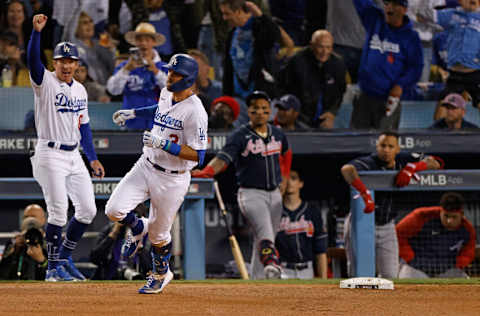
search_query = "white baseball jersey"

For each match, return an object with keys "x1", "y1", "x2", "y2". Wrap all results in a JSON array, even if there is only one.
[
  {"x1": 143, "y1": 87, "x2": 208, "y2": 171},
  {"x1": 30, "y1": 70, "x2": 89, "y2": 144}
]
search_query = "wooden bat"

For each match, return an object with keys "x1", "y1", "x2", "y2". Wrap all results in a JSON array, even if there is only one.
[{"x1": 213, "y1": 181, "x2": 250, "y2": 280}]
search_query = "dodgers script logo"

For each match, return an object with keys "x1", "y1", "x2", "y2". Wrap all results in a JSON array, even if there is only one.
[
  {"x1": 369, "y1": 34, "x2": 400, "y2": 54},
  {"x1": 154, "y1": 111, "x2": 184, "y2": 131},
  {"x1": 55, "y1": 93, "x2": 87, "y2": 113}
]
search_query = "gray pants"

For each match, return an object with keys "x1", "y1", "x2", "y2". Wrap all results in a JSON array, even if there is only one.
[
  {"x1": 398, "y1": 263, "x2": 469, "y2": 279},
  {"x1": 237, "y1": 187, "x2": 283, "y2": 279},
  {"x1": 344, "y1": 214, "x2": 399, "y2": 278},
  {"x1": 281, "y1": 261, "x2": 314, "y2": 279},
  {"x1": 350, "y1": 91, "x2": 401, "y2": 130}
]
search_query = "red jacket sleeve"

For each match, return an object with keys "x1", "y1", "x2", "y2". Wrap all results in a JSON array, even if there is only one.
[
  {"x1": 279, "y1": 148, "x2": 292, "y2": 178},
  {"x1": 396, "y1": 207, "x2": 441, "y2": 263},
  {"x1": 456, "y1": 219, "x2": 477, "y2": 269}
]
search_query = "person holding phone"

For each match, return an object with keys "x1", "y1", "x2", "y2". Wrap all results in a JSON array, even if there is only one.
[{"x1": 106, "y1": 22, "x2": 168, "y2": 130}]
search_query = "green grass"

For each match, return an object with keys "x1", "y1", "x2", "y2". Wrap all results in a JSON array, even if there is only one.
[{"x1": 1, "y1": 278, "x2": 479, "y2": 285}]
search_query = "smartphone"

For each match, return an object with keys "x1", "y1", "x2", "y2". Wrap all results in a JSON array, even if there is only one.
[{"x1": 129, "y1": 47, "x2": 143, "y2": 64}]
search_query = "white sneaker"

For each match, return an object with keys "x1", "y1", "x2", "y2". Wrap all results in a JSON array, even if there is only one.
[{"x1": 264, "y1": 264, "x2": 282, "y2": 279}]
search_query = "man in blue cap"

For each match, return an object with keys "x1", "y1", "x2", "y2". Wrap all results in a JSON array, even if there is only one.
[
  {"x1": 273, "y1": 94, "x2": 310, "y2": 131},
  {"x1": 351, "y1": 0, "x2": 423, "y2": 130}
]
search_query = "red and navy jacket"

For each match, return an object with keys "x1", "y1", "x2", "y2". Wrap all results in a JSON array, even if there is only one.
[
  {"x1": 275, "y1": 201, "x2": 327, "y2": 264},
  {"x1": 217, "y1": 123, "x2": 291, "y2": 191},
  {"x1": 396, "y1": 206, "x2": 476, "y2": 276},
  {"x1": 348, "y1": 152, "x2": 422, "y2": 225}
]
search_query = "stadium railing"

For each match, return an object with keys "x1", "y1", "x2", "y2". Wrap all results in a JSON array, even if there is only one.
[
  {"x1": 0, "y1": 177, "x2": 214, "y2": 280},
  {"x1": 350, "y1": 170, "x2": 480, "y2": 277}
]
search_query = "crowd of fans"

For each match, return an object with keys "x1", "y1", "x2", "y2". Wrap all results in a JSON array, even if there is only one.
[{"x1": 1, "y1": 0, "x2": 479, "y2": 131}]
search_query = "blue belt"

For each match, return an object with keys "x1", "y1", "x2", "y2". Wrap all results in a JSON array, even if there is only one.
[
  {"x1": 146, "y1": 158, "x2": 185, "y2": 174},
  {"x1": 47, "y1": 142, "x2": 78, "y2": 151}
]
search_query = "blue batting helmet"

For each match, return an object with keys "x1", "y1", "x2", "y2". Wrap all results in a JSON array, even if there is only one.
[
  {"x1": 53, "y1": 42, "x2": 79, "y2": 60},
  {"x1": 165, "y1": 54, "x2": 198, "y2": 92}
]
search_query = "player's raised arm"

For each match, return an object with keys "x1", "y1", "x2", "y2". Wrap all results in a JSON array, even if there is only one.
[{"x1": 27, "y1": 14, "x2": 47, "y2": 85}]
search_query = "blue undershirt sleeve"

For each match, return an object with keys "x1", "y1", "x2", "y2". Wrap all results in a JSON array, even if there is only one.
[
  {"x1": 135, "y1": 105, "x2": 157, "y2": 118},
  {"x1": 80, "y1": 123, "x2": 98, "y2": 162},
  {"x1": 27, "y1": 30, "x2": 45, "y2": 85},
  {"x1": 196, "y1": 149, "x2": 206, "y2": 166}
]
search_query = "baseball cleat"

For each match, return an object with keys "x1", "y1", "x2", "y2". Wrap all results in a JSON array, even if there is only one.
[
  {"x1": 45, "y1": 265, "x2": 74, "y2": 282},
  {"x1": 60, "y1": 257, "x2": 86, "y2": 281},
  {"x1": 122, "y1": 217, "x2": 148, "y2": 259},
  {"x1": 138, "y1": 269, "x2": 174, "y2": 294},
  {"x1": 264, "y1": 264, "x2": 282, "y2": 279}
]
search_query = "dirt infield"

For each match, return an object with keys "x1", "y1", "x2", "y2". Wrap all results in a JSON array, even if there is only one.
[{"x1": 1, "y1": 282, "x2": 480, "y2": 316}]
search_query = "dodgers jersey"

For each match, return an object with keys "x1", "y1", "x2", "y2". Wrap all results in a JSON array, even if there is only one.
[
  {"x1": 30, "y1": 70, "x2": 89, "y2": 144},
  {"x1": 144, "y1": 88, "x2": 208, "y2": 171}
]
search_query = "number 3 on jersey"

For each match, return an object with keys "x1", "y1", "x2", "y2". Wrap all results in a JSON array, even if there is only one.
[{"x1": 169, "y1": 134, "x2": 179, "y2": 144}]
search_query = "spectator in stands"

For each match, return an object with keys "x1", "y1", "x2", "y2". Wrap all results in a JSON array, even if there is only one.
[
  {"x1": 326, "y1": 0, "x2": 383, "y2": 83},
  {"x1": 272, "y1": 94, "x2": 310, "y2": 131},
  {"x1": 341, "y1": 131, "x2": 441, "y2": 278},
  {"x1": 72, "y1": 12, "x2": 115, "y2": 86},
  {"x1": 351, "y1": 0, "x2": 423, "y2": 130},
  {"x1": 1, "y1": 0, "x2": 29, "y2": 50},
  {"x1": 396, "y1": 192, "x2": 476, "y2": 278},
  {"x1": 278, "y1": 30, "x2": 347, "y2": 129},
  {"x1": 276, "y1": 168, "x2": 328, "y2": 279},
  {"x1": 209, "y1": 96, "x2": 240, "y2": 130},
  {"x1": 145, "y1": 0, "x2": 174, "y2": 60},
  {"x1": 268, "y1": 0, "x2": 307, "y2": 46},
  {"x1": 220, "y1": 0, "x2": 282, "y2": 99},
  {"x1": 74, "y1": 59, "x2": 111, "y2": 103},
  {"x1": 0, "y1": 217, "x2": 47, "y2": 280},
  {"x1": 407, "y1": 0, "x2": 444, "y2": 82},
  {"x1": 430, "y1": 93, "x2": 478, "y2": 130},
  {"x1": 23, "y1": 204, "x2": 46, "y2": 227},
  {"x1": 90, "y1": 203, "x2": 152, "y2": 280},
  {"x1": 418, "y1": 0, "x2": 480, "y2": 120},
  {"x1": 188, "y1": 49, "x2": 222, "y2": 112},
  {"x1": 0, "y1": 31, "x2": 29, "y2": 87},
  {"x1": 106, "y1": 22, "x2": 168, "y2": 130}
]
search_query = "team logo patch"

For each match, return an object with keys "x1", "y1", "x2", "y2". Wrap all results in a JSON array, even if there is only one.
[
  {"x1": 55, "y1": 93, "x2": 87, "y2": 113},
  {"x1": 199, "y1": 128, "x2": 206, "y2": 141},
  {"x1": 154, "y1": 111, "x2": 184, "y2": 131}
]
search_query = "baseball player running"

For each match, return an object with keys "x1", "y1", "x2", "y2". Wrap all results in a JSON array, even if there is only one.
[
  {"x1": 192, "y1": 91, "x2": 292, "y2": 279},
  {"x1": 105, "y1": 54, "x2": 208, "y2": 294},
  {"x1": 27, "y1": 14, "x2": 105, "y2": 281}
]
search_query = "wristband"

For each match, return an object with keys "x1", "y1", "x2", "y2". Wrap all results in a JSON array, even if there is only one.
[
  {"x1": 162, "y1": 140, "x2": 181, "y2": 156},
  {"x1": 414, "y1": 161, "x2": 428, "y2": 172}
]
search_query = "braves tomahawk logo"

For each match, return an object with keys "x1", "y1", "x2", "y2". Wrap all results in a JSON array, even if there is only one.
[
  {"x1": 241, "y1": 136, "x2": 282, "y2": 157},
  {"x1": 279, "y1": 215, "x2": 314, "y2": 237}
]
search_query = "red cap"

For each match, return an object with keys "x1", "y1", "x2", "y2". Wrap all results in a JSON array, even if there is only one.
[{"x1": 211, "y1": 96, "x2": 240, "y2": 120}]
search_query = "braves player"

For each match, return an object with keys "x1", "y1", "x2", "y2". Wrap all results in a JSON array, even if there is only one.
[
  {"x1": 192, "y1": 91, "x2": 292, "y2": 279},
  {"x1": 105, "y1": 54, "x2": 208, "y2": 294},
  {"x1": 27, "y1": 14, "x2": 105, "y2": 281},
  {"x1": 341, "y1": 131, "x2": 441, "y2": 278},
  {"x1": 275, "y1": 169, "x2": 328, "y2": 279},
  {"x1": 396, "y1": 192, "x2": 476, "y2": 279}
]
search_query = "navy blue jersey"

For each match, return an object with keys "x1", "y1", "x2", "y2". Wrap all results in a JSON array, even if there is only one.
[
  {"x1": 397, "y1": 207, "x2": 476, "y2": 276},
  {"x1": 348, "y1": 152, "x2": 423, "y2": 225},
  {"x1": 217, "y1": 123, "x2": 289, "y2": 190},
  {"x1": 275, "y1": 201, "x2": 327, "y2": 264}
]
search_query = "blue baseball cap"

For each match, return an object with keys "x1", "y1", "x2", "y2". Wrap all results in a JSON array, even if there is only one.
[
  {"x1": 384, "y1": 0, "x2": 408, "y2": 7},
  {"x1": 273, "y1": 94, "x2": 301, "y2": 112}
]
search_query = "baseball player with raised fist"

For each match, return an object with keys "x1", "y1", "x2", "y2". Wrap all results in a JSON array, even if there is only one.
[
  {"x1": 340, "y1": 131, "x2": 440, "y2": 278},
  {"x1": 192, "y1": 90, "x2": 292, "y2": 279},
  {"x1": 105, "y1": 54, "x2": 208, "y2": 294},
  {"x1": 27, "y1": 14, "x2": 105, "y2": 281}
]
